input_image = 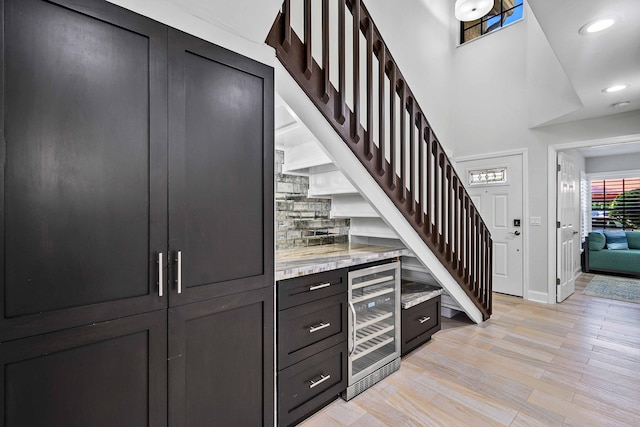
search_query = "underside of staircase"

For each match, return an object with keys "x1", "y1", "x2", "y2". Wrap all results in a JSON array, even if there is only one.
[{"x1": 267, "y1": 0, "x2": 492, "y2": 323}]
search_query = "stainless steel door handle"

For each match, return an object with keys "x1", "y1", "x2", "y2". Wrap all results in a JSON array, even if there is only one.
[
  {"x1": 348, "y1": 301, "x2": 356, "y2": 356},
  {"x1": 176, "y1": 250, "x2": 182, "y2": 294},
  {"x1": 158, "y1": 252, "x2": 163, "y2": 297}
]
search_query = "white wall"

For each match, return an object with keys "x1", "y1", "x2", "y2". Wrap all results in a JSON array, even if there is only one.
[
  {"x1": 451, "y1": 3, "x2": 640, "y2": 301},
  {"x1": 106, "y1": 0, "x2": 281, "y2": 66},
  {"x1": 365, "y1": 0, "x2": 454, "y2": 149},
  {"x1": 586, "y1": 153, "x2": 640, "y2": 174}
]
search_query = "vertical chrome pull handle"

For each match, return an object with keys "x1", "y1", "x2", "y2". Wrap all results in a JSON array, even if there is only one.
[
  {"x1": 176, "y1": 250, "x2": 183, "y2": 294},
  {"x1": 158, "y1": 252, "x2": 163, "y2": 297},
  {"x1": 348, "y1": 301, "x2": 357, "y2": 356}
]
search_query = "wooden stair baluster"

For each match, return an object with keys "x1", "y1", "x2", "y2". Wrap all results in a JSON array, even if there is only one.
[{"x1": 266, "y1": 0, "x2": 492, "y2": 319}]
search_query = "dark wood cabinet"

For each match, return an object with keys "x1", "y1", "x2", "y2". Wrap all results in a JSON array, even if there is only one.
[
  {"x1": 0, "y1": 0, "x2": 168, "y2": 343},
  {"x1": 277, "y1": 269, "x2": 347, "y2": 310},
  {"x1": 277, "y1": 270, "x2": 348, "y2": 427},
  {"x1": 1, "y1": 0, "x2": 274, "y2": 425},
  {"x1": 401, "y1": 295, "x2": 441, "y2": 356},
  {"x1": 278, "y1": 292, "x2": 347, "y2": 369},
  {"x1": 0, "y1": 310, "x2": 168, "y2": 427},
  {"x1": 277, "y1": 343, "x2": 347, "y2": 427},
  {"x1": 168, "y1": 29, "x2": 274, "y2": 306},
  {"x1": 169, "y1": 287, "x2": 273, "y2": 426}
]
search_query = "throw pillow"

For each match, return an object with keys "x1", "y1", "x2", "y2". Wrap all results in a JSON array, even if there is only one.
[
  {"x1": 626, "y1": 231, "x2": 640, "y2": 249},
  {"x1": 604, "y1": 229, "x2": 629, "y2": 250},
  {"x1": 588, "y1": 232, "x2": 606, "y2": 251}
]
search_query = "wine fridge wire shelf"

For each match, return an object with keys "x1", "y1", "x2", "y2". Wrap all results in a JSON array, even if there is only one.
[{"x1": 351, "y1": 285, "x2": 394, "y2": 305}]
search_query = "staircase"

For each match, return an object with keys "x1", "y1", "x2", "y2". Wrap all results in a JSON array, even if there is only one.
[{"x1": 267, "y1": 0, "x2": 492, "y2": 322}]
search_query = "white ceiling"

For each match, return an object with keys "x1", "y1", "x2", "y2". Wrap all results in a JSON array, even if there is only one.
[
  {"x1": 528, "y1": 0, "x2": 640, "y2": 123},
  {"x1": 577, "y1": 140, "x2": 640, "y2": 158},
  {"x1": 164, "y1": 0, "x2": 283, "y2": 44}
]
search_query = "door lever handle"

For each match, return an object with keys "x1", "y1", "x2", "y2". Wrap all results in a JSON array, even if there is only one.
[{"x1": 514, "y1": 230, "x2": 521, "y2": 236}]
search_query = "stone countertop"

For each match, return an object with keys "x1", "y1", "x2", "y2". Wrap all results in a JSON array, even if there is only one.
[
  {"x1": 401, "y1": 282, "x2": 443, "y2": 309},
  {"x1": 276, "y1": 243, "x2": 410, "y2": 281}
]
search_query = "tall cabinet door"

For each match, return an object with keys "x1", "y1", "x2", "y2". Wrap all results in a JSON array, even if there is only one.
[
  {"x1": 168, "y1": 287, "x2": 274, "y2": 426},
  {"x1": 167, "y1": 29, "x2": 274, "y2": 305},
  {"x1": 0, "y1": 310, "x2": 167, "y2": 427},
  {"x1": 0, "y1": 0, "x2": 168, "y2": 341}
]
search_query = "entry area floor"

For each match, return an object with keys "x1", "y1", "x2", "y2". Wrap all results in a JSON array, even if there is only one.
[{"x1": 300, "y1": 274, "x2": 640, "y2": 426}]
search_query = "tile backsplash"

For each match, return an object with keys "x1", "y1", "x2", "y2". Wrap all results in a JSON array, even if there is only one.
[{"x1": 276, "y1": 150, "x2": 349, "y2": 250}]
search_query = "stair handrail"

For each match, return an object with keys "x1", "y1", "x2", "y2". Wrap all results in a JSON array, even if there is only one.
[{"x1": 267, "y1": 0, "x2": 492, "y2": 319}]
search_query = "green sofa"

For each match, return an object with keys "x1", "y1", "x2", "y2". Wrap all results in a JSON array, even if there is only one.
[{"x1": 584, "y1": 231, "x2": 640, "y2": 276}]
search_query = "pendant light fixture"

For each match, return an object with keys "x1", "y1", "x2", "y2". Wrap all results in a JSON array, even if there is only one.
[{"x1": 455, "y1": 0, "x2": 493, "y2": 22}]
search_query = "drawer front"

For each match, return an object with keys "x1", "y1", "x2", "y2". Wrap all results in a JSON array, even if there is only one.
[
  {"x1": 278, "y1": 269, "x2": 347, "y2": 309},
  {"x1": 278, "y1": 343, "x2": 347, "y2": 427},
  {"x1": 278, "y1": 293, "x2": 347, "y2": 369},
  {"x1": 401, "y1": 296, "x2": 441, "y2": 351}
]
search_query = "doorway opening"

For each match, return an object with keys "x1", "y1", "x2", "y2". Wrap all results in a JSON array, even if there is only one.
[{"x1": 547, "y1": 134, "x2": 640, "y2": 303}]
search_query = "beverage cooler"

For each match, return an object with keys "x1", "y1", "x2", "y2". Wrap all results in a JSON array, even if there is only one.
[{"x1": 342, "y1": 260, "x2": 401, "y2": 400}]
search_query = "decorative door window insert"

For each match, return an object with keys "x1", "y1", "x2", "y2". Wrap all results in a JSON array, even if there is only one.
[{"x1": 468, "y1": 167, "x2": 507, "y2": 185}]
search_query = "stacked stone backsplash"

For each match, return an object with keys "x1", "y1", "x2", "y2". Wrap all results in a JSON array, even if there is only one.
[{"x1": 276, "y1": 150, "x2": 350, "y2": 250}]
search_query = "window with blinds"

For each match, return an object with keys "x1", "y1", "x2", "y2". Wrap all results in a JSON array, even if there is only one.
[{"x1": 590, "y1": 177, "x2": 640, "y2": 231}]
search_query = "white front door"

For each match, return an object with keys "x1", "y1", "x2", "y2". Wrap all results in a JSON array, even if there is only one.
[
  {"x1": 457, "y1": 154, "x2": 524, "y2": 297},
  {"x1": 556, "y1": 152, "x2": 578, "y2": 302}
]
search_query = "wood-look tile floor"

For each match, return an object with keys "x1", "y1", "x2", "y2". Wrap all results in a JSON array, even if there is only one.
[{"x1": 299, "y1": 274, "x2": 640, "y2": 426}]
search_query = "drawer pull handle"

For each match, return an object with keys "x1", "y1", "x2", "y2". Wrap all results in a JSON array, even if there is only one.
[
  {"x1": 309, "y1": 282, "x2": 331, "y2": 291},
  {"x1": 309, "y1": 322, "x2": 331, "y2": 333},
  {"x1": 309, "y1": 374, "x2": 331, "y2": 389},
  {"x1": 418, "y1": 316, "x2": 431, "y2": 324}
]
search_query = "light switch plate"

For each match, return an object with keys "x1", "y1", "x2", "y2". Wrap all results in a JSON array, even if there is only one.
[{"x1": 530, "y1": 216, "x2": 541, "y2": 226}]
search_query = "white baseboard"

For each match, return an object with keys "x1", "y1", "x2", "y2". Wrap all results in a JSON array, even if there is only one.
[{"x1": 526, "y1": 290, "x2": 550, "y2": 304}]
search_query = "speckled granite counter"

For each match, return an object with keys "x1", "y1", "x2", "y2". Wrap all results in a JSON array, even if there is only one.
[
  {"x1": 275, "y1": 243, "x2": 410, "y2": 281},
  {"x1": 401, "y1": 282, "x2": 443, "y2": 309}
]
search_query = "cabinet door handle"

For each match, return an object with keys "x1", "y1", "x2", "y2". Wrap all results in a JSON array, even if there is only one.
[
  {"x1": 309, "y1": 374, "x2": 331, "y2": 389},
  {"x1": 309, "y1": 322, "x2": 331, "y2": 333},
  {"x1": 309, "y1": 282, "x2": 331, "y2": 291},
  {"x1": 158, "y1": 252, "x2": 164, "y2": 297},
  {"x1": 418, "y1": 316, "x2": 431, "y2": 324},
  {"x1": 348, "y1": 301, "x2": 357, "y2": 356},
  {"x1": 176, "y1": 250, "x2": 183, "y2": 294}
]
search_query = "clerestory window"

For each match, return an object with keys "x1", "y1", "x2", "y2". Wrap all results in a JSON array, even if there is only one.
[{"x1": 460, "y1": 0, "x2": 524, "y2": 44}]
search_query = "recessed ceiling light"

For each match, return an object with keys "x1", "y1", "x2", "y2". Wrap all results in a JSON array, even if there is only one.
[
  {"x1": 602, "y1": 84, "x2": 628, "y2": 93},
  {"x1": 611, "y1": 101, "x2": 631, "y2": 108},
  {"x1": 579, "y1": 17, "x2": 616, "y2": 34}
]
